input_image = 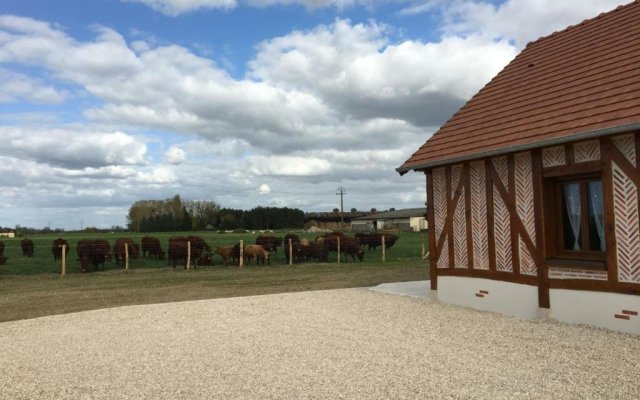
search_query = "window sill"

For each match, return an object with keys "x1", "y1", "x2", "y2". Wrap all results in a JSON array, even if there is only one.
[{"x1": 546, "y1": 258, "x2": 606, "y2": 271}]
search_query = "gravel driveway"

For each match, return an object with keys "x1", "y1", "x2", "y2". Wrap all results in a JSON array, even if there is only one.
[{"x1": 1, "y1": 288, "x2": 639, "y2": 399}]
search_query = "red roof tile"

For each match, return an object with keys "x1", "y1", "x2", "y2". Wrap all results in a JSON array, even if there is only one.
[{"x1": 399, "y1": 0, "x2": 640, "y2": 172}]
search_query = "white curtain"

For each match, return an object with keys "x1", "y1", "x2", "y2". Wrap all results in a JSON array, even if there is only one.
[
  {"x1": 589, "y1": 181, "x2": 606, "y2": 251},
  {"x1": 564, "y1": 183, "x2": 581, "y2": 250}
]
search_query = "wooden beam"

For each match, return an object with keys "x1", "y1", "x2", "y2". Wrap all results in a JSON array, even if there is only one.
[
  {"x1": 447, "y1": 166, "x2": 455, "y2": 269},
  {"x1": 565, "y1": 143, "x2": 574, "y2": 165},
  {"x1": 542, "y1": 161, "x2": 601, "y2": 178},
  {"x1": 532, "y1": 149, "x2": 550, "y2": 308},
  {"x1": 426, "y1": 170, "x2": 438, "y2": 290},
  {"x1": 600, "y1": 137, "x2": 618, "y2": 285},
  {"x1": 464, "y1": 163, "x2": 474, "y2": 269},
  {"x1": 434, "y1": 167, "x2": 466, "y2": 264},
  {"x1": 489, "y1": 162, "x2": 538, "y2": 262},
  {"x1": 609, "y1": 144, "x2": 640, "y2": 188}
]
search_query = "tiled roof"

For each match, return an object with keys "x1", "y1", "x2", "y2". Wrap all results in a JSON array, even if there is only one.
[{"x1": 398, "y1": 1, "x2": 640, "y2": 172}]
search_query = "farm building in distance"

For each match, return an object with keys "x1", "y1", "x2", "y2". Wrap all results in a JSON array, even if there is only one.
[
  {"x1": 0, "y1": 232, "x2": 15, "y2": 238},
  {"x1": 351, "y1": 208, "x2": 427, "y2": 232},
  {"x1": 398, "y1": 1, "x2": 640, "y2": 334},
  {"x1": 304, "y1": 211, "x2": 373, "y2": 231}
]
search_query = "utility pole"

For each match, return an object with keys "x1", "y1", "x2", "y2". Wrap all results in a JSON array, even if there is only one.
[{"x1": 336, "y1": 187, "x2": 346, "y2": 231}]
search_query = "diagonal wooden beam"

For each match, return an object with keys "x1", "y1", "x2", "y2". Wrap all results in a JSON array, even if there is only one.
[
  {"x1": 489, "y1": 162, "x2": 538, "y2": 261},
  {"x1": 435, "y1": 166, "x2": 466, "y2": 262}
]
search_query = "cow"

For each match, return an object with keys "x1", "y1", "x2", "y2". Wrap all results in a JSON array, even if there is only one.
[
  {"x1": 244, "y1": 244, "x2": 269, "y2": 265},
  {"x1": 77, "y1": 239, "x2": 109, "y2": 272},
  {"x1": 355, "y1": 233, "x2": 400, "y2": 251},
  {"x1": 0, "y1": 241, "x2": 5, "y2": 265},
  {"x1": 256, "y1": 235, "x2": 282, "y2": 254},
  {"x1": 141, "y1": 236, "x2": 164, "y2": 260},
  {"x1": 21, "y1": 239, "x2": 34, "y2": 257},
  {"x1": 196, "y1": 254, "x2": 213, "y2": 267},
  {"x1": 167, "y1": 236, "x2": 189, "y2": 268},
  {"x1": 186, "y1": 235, "x2": 210, "y2": 261},
  {"x1": 51, "y1": 238, "x2": 69, "y2": 261},
  {"x1": 294, "y1": 241, "x2": 328, "y2": 263},
  {"x1": 213, "y1": 246, "x2": 234, "y2": 266},
  {"x1": 113, "y1": 238, "x2": 139, "y2": 267},
  {"x1": 323, "y1": 236, "x2": 364, "y2": 262}
]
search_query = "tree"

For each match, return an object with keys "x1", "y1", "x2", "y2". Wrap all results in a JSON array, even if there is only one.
[{"x1": 350, "y1": 208, "x2": 357, "y2": 212}]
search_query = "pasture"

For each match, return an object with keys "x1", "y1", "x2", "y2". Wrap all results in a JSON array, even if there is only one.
[{"x1": 0, "y1": 231, "x2": 429, "y2": 322}]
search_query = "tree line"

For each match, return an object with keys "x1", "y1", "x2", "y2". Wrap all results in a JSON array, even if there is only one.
[{"x1": 127, "y1": 195, "x2": 305, "y2": 232}]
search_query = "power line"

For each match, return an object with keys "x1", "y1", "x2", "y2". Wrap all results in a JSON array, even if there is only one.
[{"x1": 336, "y1": 186, "x2": 346, "y2": 230}]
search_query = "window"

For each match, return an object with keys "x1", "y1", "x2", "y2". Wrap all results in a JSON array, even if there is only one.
[{"x1": 548, "y1": 175, "x2": 606, "y2": 262}]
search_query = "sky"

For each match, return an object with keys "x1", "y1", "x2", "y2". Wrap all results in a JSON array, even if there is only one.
[{"x1": 0, "y1": 0, "x2": 629, "y2": 230}]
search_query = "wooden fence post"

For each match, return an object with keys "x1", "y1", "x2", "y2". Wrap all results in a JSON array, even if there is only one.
[
  {"x1": 239, "y1": 240, "x2": 244, "y2": 267},
  {"x1": 61, "y1": 244, "x2": 66, "y2": 277},
  {"x1": 288, "y1": 238, "x2": 293, "y2": 267},
  {"x1": 125, "y1": 243, "x2": 129, "y2": 272},
  {"x1": 337, "y1": 236, "x2": 341, "y2": 264},
  {"x1": 186, "y1": 241, "x2": 191, "y2": 270},
  {"x1": 382, "y1": 235, "x2": 386, "y2": 262}
]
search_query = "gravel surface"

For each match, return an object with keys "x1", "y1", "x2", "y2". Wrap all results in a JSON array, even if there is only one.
[{"x1": 1, "y1": 288, "x2": 639, "y2": 399}]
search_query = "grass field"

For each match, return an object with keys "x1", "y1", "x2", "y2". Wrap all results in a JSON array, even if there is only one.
[{"x1": 0, "y1": 231, "x2": 429, "y2": 322}]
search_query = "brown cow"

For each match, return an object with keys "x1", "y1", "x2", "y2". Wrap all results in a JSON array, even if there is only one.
[
  {"x1": 323, "y1": 236, "x2": 364, "y2": 262},
  {"x1": 77, "y1": 239, "x2": 109, "y2": 272},
  {"x1": 186, "y1": 235, "x2": 210, "y2": 261},
  {"x1": 256, "y1": 235, "x2": 282, "y2": 254},
  {"x1": 0, "y1": 240, "x2": 5, "y2": 265},
  {"x1": 168, "y1": 236, "x2": 188, "y2": 268},
  {"x1": 244, "y1": 244, "x2": 269, "y2": 265},
  {"x1": 213, "y1": 246, "x2": 234, "y2": 266},
  {"x1": 141, "y1": 236, "x2": 164, "y2": 259},
  {"x1": 113, "y1": 238, "x2": 139, "y2": 267},
  {"x1": 51, "y1": 238, "x2": 69, "y2": 261},
  {"x1": 21, "y1": 239, "x2": 34, "y2": 257}
]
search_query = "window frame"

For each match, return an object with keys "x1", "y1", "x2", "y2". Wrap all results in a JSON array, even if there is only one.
[{"x1": 545, "y1": 173, "x2": 607, "y2": 266}]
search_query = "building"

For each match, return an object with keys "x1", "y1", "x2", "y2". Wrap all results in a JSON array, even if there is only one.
[
  {"x1": 0, "y1": 232, "x2": 15, "y2": 238},
  {"x1": 351, "y1": 208, "x2": 427, "y2": 232},
  {"x1": 398, "y1": 2, "x2": 640, "y2": 334},
  {"x1": 304, "y1": 211, "x2": 373, "y2": 231}
]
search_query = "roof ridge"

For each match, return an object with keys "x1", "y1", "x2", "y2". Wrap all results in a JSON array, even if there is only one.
[{"x1": 524, "y1": 0, "x2": 637, "y2": 49}]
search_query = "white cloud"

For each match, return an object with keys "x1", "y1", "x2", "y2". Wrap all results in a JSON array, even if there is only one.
[
  {"x1": 124, "y1": 0, "x2": 391, "y2": 15},
  {"x1": 165, "y1": 145, "x2": 186, "y2": 164},
  {"x1": 123, "y1": 0, "x2": 237, "y2": 16},
  {"x1": 438, "y1": 0, "x2": 626, "y2": 46},
  {"x1": 257, "y1": 183, "x2": 271, "y2": 194},
  {"x1": 249, "y1": 155, "x2": 332, "y2": 176},
  {"x1": 0, "y1": 68, "x2": 67, "y2": 104},
  {"x1": 0, "y1": 127, "x2": 149, "y2": 169}
]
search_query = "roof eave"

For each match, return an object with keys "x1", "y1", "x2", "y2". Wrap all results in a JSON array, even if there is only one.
[{"x1": 397, "y1": 122, "x2": 640, "y2": 174}]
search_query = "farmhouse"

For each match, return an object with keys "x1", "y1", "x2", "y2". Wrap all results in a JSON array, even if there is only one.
[
  {"x1": 351, "y1": 208, "x2": 427, "y2": 232},
  {"x1": 398, "y1": 1, "x2": 640, "y2": 334}
]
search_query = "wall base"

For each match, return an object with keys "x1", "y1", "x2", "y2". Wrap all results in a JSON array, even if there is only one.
[
  {"x1": 437, "y1": 276, "x2": 539, "y2": 320},
  {"x1": 435, "y1": 276, "x2": 640, "y2": 334},
  {"x1": 549, "y1": 289, "x2": 640, "y2": 335}
]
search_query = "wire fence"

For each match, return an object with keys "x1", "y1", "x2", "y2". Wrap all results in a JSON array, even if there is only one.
[{"x1": 0, "y1": 231, "x2": 429, "y2": 276}]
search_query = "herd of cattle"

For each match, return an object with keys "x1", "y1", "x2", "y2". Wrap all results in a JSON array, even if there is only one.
[{"x1": 0, "y1": 232, "x2": 399, "y2": 272}]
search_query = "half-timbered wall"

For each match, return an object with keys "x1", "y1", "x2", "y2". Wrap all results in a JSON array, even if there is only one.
[{"x1": 426, "y1": 132, "x2": 640, "y2": 299}]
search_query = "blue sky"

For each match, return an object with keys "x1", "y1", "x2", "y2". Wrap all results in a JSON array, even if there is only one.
[{"x1": 0, "y1": 0, "x2": 628, "y2": 229}]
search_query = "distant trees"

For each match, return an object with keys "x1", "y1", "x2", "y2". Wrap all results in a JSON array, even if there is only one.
[
  {"x1": 128, "y1": 195, "x2": 205, "y2": 232},
  {"x1": 213, "y1": 207, "x2": 305, "y2": 231},
  {"x1": 127, "y1": 195, "x2": 304, "y2": 232}
]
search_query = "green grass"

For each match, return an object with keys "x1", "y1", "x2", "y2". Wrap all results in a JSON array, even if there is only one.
[
  {"x1": 0, "y1": 230, "x2": 429, "y2": 275},
  {"x1": 0, "y1": 231, "x2": 430, "y2": 322}
]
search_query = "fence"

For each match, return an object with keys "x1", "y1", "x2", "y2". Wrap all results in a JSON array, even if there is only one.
[{"x1": 0, "y1": 231, "x2": 429, "y2": 276}]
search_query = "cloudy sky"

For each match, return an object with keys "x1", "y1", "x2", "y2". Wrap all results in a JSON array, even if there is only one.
[{"x1": 0, "y1": 0, "x2": 628, "y2": 230}]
